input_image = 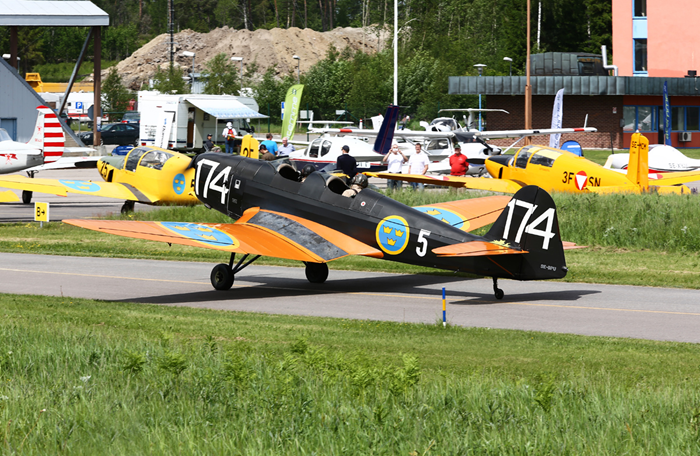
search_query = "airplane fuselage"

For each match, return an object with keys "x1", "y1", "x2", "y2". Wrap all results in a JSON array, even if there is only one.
[
  {"x1": 193, "y1": 153, "x2": 559, "y2": 280},
  {"x1": 0, "y1": 144, "x2": 43, "y2": 174}
]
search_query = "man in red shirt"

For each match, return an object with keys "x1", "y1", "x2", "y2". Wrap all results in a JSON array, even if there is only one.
[{"x1": 449, "y1": 144, "x2": 469, "y2": 176}]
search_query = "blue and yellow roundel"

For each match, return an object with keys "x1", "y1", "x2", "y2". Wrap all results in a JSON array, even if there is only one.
[
  {"x1": 59, "y1": 179, "x2": 101, "y2": 193},
  {"x1": 172, "y1": 173, "x2": 186, "y2": 195},
  {"x1": 414, "y1": 206, "x2": 471, "y2": 231},
  {"x1": 159, "y1": 222, "x2": 239, "y2": 248},
  {"x1": 376, "y1": 216, "x2": 410, "y2": 255}
]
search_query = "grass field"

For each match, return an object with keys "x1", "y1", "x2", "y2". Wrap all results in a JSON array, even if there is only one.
[{"x1": 2, "y1": 294, "x2": 700, "y2": 454}]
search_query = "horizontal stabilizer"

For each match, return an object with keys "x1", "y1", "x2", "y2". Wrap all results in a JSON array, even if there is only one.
[
  {"x1": 414, "y1": 195, "x2": 510, "y2": 231},
  {"x1": 432, "y1": 240, "x2": 526, "y2": 257}
]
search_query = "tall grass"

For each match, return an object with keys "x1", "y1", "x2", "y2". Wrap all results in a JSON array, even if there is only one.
[{"x1": 2, "y1": 294, "x2": 700, "y2": 454}]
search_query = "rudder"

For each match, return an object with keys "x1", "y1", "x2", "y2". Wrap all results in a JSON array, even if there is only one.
[
  {"x1": 485, "y1": 185, "x2": 567, "y2": 280},
  {"x1": 28, "y1": 106, "x2": 64, "y2": 164}
]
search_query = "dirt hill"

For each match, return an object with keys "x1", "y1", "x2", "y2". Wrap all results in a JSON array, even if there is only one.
[{"x1": 107, "y1": 26, "x2": 387, "y2": 90}]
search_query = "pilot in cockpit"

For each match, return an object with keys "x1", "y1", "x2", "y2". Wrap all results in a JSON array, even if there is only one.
[{"x1": 342, "y1": 173, "x2": 368, "y2": 197}]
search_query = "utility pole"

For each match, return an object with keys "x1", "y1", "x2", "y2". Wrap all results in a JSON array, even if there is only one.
[
  {"x1": 169, "y1": 0, "x2": 175, "y2": 65},
  {"x1": 524, "y1": 0, "x2": 532, "y2": 144}
]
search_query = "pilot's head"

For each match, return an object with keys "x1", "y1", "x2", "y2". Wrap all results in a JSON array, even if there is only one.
[
  {"x1": 301, "y1": 164, "x2": 316, "y2": 179},
  {"x1": 351, "y1": 173, "x2": 369, "y2": 189}
]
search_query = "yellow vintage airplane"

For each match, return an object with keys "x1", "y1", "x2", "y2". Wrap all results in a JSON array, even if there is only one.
[
  {"x1": 0, "y1": 135, "x2": 261, "y2": 213},
  {"x1": 368, "y1": 132, "x2": 700, "y2": 195}
]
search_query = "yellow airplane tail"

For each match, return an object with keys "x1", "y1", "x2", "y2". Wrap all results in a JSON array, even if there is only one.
[{"x1": 627, "y1": 132, "x2": 649, "y2": 189}]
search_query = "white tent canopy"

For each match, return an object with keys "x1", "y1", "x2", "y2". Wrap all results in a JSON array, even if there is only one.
[{"x1": 186, "y1": 97, "x2": 267, "y2": 120}]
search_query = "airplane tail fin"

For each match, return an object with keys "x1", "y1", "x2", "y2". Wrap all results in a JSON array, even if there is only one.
[
  {"x1": 28, "y1": 106, "x2": 64, "y2": 164},
  {"x1": 484, "y1": 185, "x2": 567, "y2": 280},
  {"x1": 626, "y1": 132, "x2": 649, "y2": 188},
  {"x1": 372, "y1": 105, "x2": 400, "y2": 155}
]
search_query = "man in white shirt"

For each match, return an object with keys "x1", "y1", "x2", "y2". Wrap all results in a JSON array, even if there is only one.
[
  {"x1": 222, "y1": 122, "x2": 237, "y2": 154},
  {"x1": 277, "y1": 137, "x2": 296, "y2": 157},
  {"x1": 382, "y1": 144, "x2": 407, "y2": 191},
  {"x1": 407, "y1": 143, "x2": 430, "y2": 190}
]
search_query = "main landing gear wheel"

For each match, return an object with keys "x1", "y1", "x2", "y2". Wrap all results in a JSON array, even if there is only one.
[
  {"x1": 211, "y1": 263, "x2": 234, "y2": 290},
  {"x1": 22, "y1": 190, "x2": 33, "y2": 204},
  {"x1": 305, "y1": 262, "x2": 329, "y2": 284},
  {"x1": 208, "y1": 253, "x2": 261, "y2": 291},
  {"x1": 121, "y1": 200, "x2": 135, "y2": 214},
  {"x1": 492, "y1": 277, "x2": 504, "y2": 300}
]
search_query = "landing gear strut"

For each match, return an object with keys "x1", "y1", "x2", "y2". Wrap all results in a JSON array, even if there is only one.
[
  {"x1": 210, "y1": 252, "x2": 261, "y2": 291},
  {"x1": 121, "y1": 200, "x2": 135, "y2": 214},
  {"x1": 304, "y1": 262, "x2": 329, "y2": 284},
  {"x1": 22, "y1": 171, "x2": 35, "y2": 204},
  {"x1": 492, "y1": 277, "x2": 504, "y2": 300}
]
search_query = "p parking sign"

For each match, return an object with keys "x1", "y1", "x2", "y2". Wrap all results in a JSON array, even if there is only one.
[{"x1": 35, "y1": 202, "x2": 49, "y2": 223}]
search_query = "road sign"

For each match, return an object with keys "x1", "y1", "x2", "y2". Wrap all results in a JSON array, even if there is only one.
[
  {"x1": 75, "y1": 101, "x2": 83, "y2": 110},
  {"x1": 35, "y1": 202, "x2": 49, "y2": 225}
]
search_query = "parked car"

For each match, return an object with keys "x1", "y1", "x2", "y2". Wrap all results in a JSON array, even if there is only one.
[
  {"x1": 121, "y1": 112, "x2": 141, "y2": 124},
  {"x1": 79, "y1": 123, "x2": 139, "y2": 146}
]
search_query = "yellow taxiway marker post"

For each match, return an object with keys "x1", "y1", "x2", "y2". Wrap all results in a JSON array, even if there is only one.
[{"x1": 35, "y1": 202, "x2": 49, "y2": 228}]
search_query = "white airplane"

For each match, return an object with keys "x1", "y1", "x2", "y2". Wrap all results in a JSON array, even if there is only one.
[
  {"x1": 605, "y1": 144, "x2": 700, "y2": 172},
  {"x1": 0, "y1": 105, "x2": 100, "y2": 203}
]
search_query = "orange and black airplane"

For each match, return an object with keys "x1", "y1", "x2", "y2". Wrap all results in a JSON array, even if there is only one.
[{"x1": 66, "y1": 152, "x2": 577, "y2": 299}]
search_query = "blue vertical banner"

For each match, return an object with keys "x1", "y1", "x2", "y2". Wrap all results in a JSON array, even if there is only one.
[{"x1": 663, "y1": 81, "x2": 672, "y2": 145}]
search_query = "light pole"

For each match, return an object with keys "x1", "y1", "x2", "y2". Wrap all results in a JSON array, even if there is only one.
[
  {"x1": 292, "y1": 55, "x2": 300, "y2": 84},
  {"x1": 231, "y1": 56, "x2": 243, "y2": 94},
  {"x1": 474, "y1": 64, "x2": 486, "y2": 131},
  {"x1": 181, "y1": 51, "x2": 195, "y2": 93},
  {"x1": 503, "y1": 57, "x2": 512, "y2": 77}
]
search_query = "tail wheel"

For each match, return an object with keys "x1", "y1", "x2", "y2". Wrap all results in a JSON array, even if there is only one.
[
  {"x1": 305, "y1": 262, "x2": 329, "y2": 284},
  {"x1": 120, "y1": 200, "x2": 135, "y2": 214},
  {"x1": 492, "y1": 277, "x2": 504, "y2": 300},
  {"x1": 211, "y1": 263, "x2": 234, "y2": 290},
  {"x1": 21, "y1": 190, "x2": 33, "y2": 204}
]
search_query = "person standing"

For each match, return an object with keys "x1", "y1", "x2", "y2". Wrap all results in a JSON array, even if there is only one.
[
  {"x1": 336, "y1": 145, "x2": 357, "y2": 184},
  {"x1": 382, "y1": 144, "x2": 407, "y2": 191},
  {"x1": 277, "y1": 137, "x2": 295, "y2": 157},
  {"x1": 449, "y1": 144, "x2": 469, "y2": 176},
  {"x1": 260, "y1": 133, "x2": 279, "y2": 157},
  {"x1": 407, "y1": 143, "x2": 430, "y2": 191},
  {"x1": 222, "y1": 122, "x2": 237, "y2": 154}
]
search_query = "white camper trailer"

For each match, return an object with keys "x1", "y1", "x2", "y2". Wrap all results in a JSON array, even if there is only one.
[{"x1": 137, "y1": 91, "x2": 267, "y2": 150}]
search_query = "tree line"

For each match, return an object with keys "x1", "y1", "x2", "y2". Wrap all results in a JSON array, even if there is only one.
[{"x1": 2, "y1": 0, "x2": 611, "y2": 121}]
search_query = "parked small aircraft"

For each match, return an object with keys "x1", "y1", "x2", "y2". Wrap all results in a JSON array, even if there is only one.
[
  {"x1": 0, "y1": 145, "x2": 200, "y2": 212},
  {"x1": 605, "y1": 144, "x2": 700, "y2": 172},
  {"x1": 65, "y1": 152, "x2": 576, "y2": 299},
  {"x1": 369, "y1": 132, "x2": 700, "y2": 194},
  {"x1": 0, "y1": 106, "x2": 100, "y2": 203}
]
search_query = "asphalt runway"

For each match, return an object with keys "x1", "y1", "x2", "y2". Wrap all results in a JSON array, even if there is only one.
[{"x1": 1, "y1": 252, "x2": 699, "y2": 343}]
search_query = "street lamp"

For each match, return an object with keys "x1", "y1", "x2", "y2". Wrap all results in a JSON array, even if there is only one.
[
  {"x1": 181, "y1": 51, "x2": 195, "y2": 93},
  {"x1": 292, "y1": 55, "x2": 300, "y2": 84},
  {"x1": 474, "y1": 64, "x2": 486, "y2": 131},
  {"x1": 503, "y1": 57, "x2": 512, "y2": 77},
  {"x1": 231, "y1": 56, "x2": 243, "y2": 94}
]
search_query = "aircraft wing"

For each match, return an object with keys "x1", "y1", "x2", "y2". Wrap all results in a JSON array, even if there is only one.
[
  {"x1": 474, "y1": 127, "x2": 597, "y2": 139},
  {"x1": 64, "y1": 208, "x2": 383, "y2": 263},
  {"x1": 414, "y1": 195, "x2": 510, "y2": 231},
  {"x1": 366, "y1": 172, "x2": 523, "y2": 193},
  {"x1": 0, "y1": 175, "x2": 158, "y2": 203},
  {"x1": 0, "y1": 190, "x2": 20, "y2": 203}
]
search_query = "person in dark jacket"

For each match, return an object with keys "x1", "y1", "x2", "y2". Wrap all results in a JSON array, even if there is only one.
[{"x1": 335, "y1": 145, "x2": 357, "y2": 184}]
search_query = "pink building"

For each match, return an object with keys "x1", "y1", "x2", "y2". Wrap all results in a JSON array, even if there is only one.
[{"x1": 613, "y1": 0, "x2": 700, "y2": 77}]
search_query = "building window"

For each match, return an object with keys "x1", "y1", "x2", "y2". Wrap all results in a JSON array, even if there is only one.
[
  {"x1": 634, "y1": 39, "x2": 647, "y2": 73},
  {"x1": 634, "y1": 0, "x2": 646, "y2": 17},
  {"x1": 686, "y1": 107, "x2": 699, "y2": 131},
  {"x1": 672, "y1": 107, "x2": 685, "y2": 131},
  {"x1": 623, "y1": 106, "x2": 656, "y2": 132}
]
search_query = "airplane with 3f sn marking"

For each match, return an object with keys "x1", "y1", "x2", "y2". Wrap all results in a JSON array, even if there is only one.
[
  {"x1": 368, "y1": 132, "x2": 700, "y2": 194},
  {"x1": 65, "y1": 151, "x2": 580, "y2": 300}
]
